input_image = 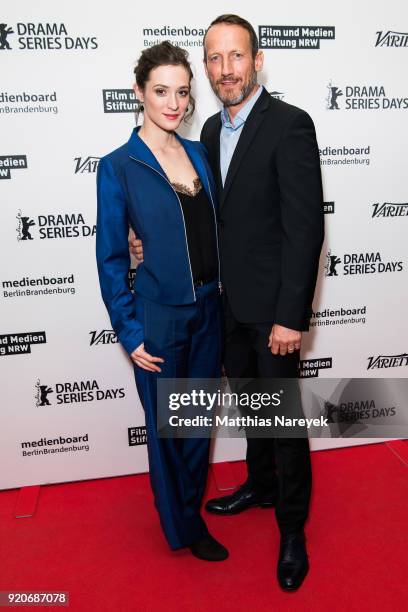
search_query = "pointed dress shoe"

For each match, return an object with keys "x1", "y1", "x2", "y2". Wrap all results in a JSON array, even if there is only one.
[
  {"x1": 189, "y1": 534, "x2": 229, "y2": 561},
  {"x1": 205, "y1": 481, "x2": 276, "y2": 515},
  {"x1": 277, "y1": 531, "x2": 309, "y2": 591}
]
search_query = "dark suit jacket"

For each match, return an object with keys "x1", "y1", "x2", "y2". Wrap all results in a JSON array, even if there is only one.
[{"x1": 200, "y1": 87, "x2": 324, "y2": 331}]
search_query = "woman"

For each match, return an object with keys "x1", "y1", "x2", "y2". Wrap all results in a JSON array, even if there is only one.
[{"x1": 96, "y1": 41, "x2": 227, "y2": 561}]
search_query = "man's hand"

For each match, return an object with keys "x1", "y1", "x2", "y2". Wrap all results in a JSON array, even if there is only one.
[
  {"x1": 268, "y1": 324, "x2": 301, "y2": 356},
  {"x1": 130, "y1": 342, "x2": 164, "y2": 372},
  {"x1": 129, "y1": 229, "x2": 144, "y2": 262}
]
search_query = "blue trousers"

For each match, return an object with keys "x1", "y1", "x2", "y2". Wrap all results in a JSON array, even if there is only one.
[{"x1": 133, "y1": 280, "x2": 221, "y2": 549}]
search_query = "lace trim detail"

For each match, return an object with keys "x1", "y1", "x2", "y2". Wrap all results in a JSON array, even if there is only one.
[{"x1": 171, "y1": 176, "x2": 202, "y2": 197}]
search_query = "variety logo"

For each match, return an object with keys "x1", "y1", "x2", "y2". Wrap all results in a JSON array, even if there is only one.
[
  {"x1": 2, "y1": 274, "x2": 76, "y2": 298},
  {"x1": 326, "y1": 81, "x2": 408, "y2": 110},
  {"x1": 319, "y1": 145, "x2": 371, "y2": 167},
  {"x1": 324, "y1": 201, "x2": 335, "y2": 214},
  {"x1": 16, "y1": 210, "x2": 95, "y2": 240},
  {"x1": 142, "y1": 25, "x2": 205, "y2": 48},
  {"x1": 103, "y1": 89, "x2": 140, "y2": 113},
  {"x1": 0, "y1": 155, "x2": 27, "y2": 179},
  {"x1": 310, "y1": 305, "x2": 367, "y2": 328},
  {"x1": 21, "y1": 433, "x2": 90, "y2": 457},
  {"x1": 259, "y1": 25, "x2": 335, "y2": 49},
  {"x1": 0, "y1": 91, "x2": 58, "y2": 115},
  {"x1": 371, "y1": 202, "x2": 408, "y2": 218},
  {"x1": 89, "y1": 330, "x2": 118, "y2": 346},
  {"x1": 1, "y1": 22, "x2": 98, "y2": 51},
  {"x1": 128, "y1": 426, "x2": 147, "y2": 446},
  {"x1": 367, "y1": 353, "x2": 408, "y2": 369},
  {"x1": 74, "y1": 156, "x2": 100, "y2": 174},
  {"x1": 325, "y1": 250, "x2": 403, "y2": 276},
  {"x1": 375, "y1": 30, "x2": 408, "y2": 47},
  {"x1": 299, "y1": 357, "x2": 332, "y2": 378},
  {"x1": 35, "y1": 378, "x2": 126, "y2": 406},
  {"x1": 0, "y1": 331, "x2": 46, "y2": 356}
]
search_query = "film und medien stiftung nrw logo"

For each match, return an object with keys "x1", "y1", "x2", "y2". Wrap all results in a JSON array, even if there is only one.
[
  {"x1": 0, "y1": 155, "x2": 27, "y2": 179},
  {"x1": 103, "y1": 89, "x2": 141, "y2": 113},
  {"x1": 35, "y1": 378, "x2": 125, "y2": 407},
  {"x1": 16, "y1": 210, "x2": 95, "y2": 240},
  {"x1": 74, "y1": 156, "x2": 100, "y2": 174},
  {"x1": 128, "y1": 426, "x2": 147, "y2": 446},
  {"x1": 299, "y1": 357, "x2": 332, "y2": 378},
  {"x1": 326, "y1": 81, "x2": 408, "y2": 110},
  {"x1": 371, "y1": 202, "x2": 408, "y2": 218},
  {"x1": 0, "y1": 22, "x2": 98, "y2": 50},
  {"x1": 0, "y1": 331, "x2": 46, "y2": 356},
  {"x1": 259, "y1": 25, "x2": 335, "y2": 49},
  {"x1": 375, "y1": 30, "x2": 408, "y2": 47},
  {"x1": 325, "y1": 250, "x2": 403, "y2": 277}
]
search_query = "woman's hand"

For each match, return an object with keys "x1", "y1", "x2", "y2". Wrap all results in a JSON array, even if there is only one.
[
  {"x1": 129, "y1": 229, "x2": 144, "y2": 263},
  {"x1": 130, "y1": 343, "x2": 164, "y2": 372}
]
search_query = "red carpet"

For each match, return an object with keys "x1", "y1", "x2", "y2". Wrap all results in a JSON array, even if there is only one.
[{"x1": 0, "y1": 442, "x2": 407, "y2": 611}]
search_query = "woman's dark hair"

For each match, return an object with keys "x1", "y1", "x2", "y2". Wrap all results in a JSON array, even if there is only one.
[
  {"x1": 133, "y1": 40, "x2": 195, "y2": 121},
  {"x1": 203, "y1": 14, "x2": 259, "y2": 60}
]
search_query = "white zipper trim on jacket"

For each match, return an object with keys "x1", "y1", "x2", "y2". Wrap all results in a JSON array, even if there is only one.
[
  {"x1": 129, "y1": 155, "x2": 196, "y2": 301},
  {"x1": 203, "y1": 172, "x2": 223, "y2": 294}
]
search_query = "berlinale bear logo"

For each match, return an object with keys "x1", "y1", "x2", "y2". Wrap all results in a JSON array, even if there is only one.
[
  {"x1": 326, "y1": 81, "x2": 343, "y2": 110},
  {"x1": 0, "y1": 23, "x2": 13, "y2": 49}
]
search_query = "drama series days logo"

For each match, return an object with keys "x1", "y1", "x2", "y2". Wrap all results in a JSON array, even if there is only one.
[
  {"x1": 319, "y1": 145, "x2": 371, "y2": 167},
  {"x1": 21, "y1": 433, "x2": 90, "y2": 457},
  {"x1": 74, "y1": 156, "x2": 100, "y2": 174},
  {"x1": 326, "y1": 81, "x2": 408, "y2": 110},
  {"x1": 2, "y1": 274, "x2": 76, "y2": 299},
  {"x1": 142, "y1": 25, "x2": 205, "y2": 48},
  {"x1": 299, "y1": 357, "x2": 332, "y2": 378},
  {"x1": 0, "y1": 155, "x2": 27, "y2": 179},
  {"x1": 89, "y1": 330, "x2": 118, "y2": 345},
  {"x1": 325, "y1": 251, "x2": 403, "y2": 277},
  {"x1": 128, "y1": 426, "x2": 147, "y2": 446},
  {"x1": 103, "y1": 89, "x2": 141, "y2": 113},
  {"x1": 0, "y1": 22, "x2": 98, "y2": 50},
  {"x1": 310, "y1": 305, "x2": 367, "y2": 328},
  {"x1": 0, "y1": 331, "x2": 46, "y2": 356},
  {"x1": 35, "y1": 378, "x2": 126, "y2": 406},
  {"x1": 0, "y1": 91, "x2": 58, "y2": 115},
  {"x1": 16, "y1": 210, "x2": 95, "y2": 240},
  {"x1": 367, "y1": 353, "x2": 408, "y2": 370},
  {"x1": 259, "y1": 25, "x2": 335, "y2": 49},
  {"x1": 375, "y1": 30, "x2": 408, "y2": 47},
  {"x1": 324, "y1": 399, "x2": 396, "y2": 423},
  {"x1": 371, "y1": 202, "x2": 408, "y2": 218}
]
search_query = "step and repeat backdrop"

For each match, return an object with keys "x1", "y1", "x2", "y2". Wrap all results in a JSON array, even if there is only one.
[{"x1": 1, "y1": 0, "x2": 407, "y2": 489}]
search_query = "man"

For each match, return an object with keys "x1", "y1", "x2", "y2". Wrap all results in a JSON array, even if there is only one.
[{"x1": 131, "y1": 14, "x2": 324, "y2": 590}]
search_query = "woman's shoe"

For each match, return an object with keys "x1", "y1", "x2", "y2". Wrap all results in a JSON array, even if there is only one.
[{"x1": 189, "y1": 534, "x2": 229, "y2": 561}]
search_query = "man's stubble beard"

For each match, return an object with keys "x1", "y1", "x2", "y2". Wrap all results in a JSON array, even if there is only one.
[{"x1": 211, "y1": 69, "x2": 258, "y2": 107}]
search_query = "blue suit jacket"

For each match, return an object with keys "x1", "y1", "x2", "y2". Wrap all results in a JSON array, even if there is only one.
[{"x1": 96, "y1": 127, "x2": 220, "y2": 355}]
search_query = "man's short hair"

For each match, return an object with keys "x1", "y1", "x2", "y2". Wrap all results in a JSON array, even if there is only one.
[{"x1": 203, "y1": 14, "x2": 259, "y2": 60}]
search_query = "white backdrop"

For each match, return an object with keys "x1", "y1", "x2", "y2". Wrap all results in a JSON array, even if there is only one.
[{"x1": 1, "y1": 0, "x2": 407, "y2": 490}]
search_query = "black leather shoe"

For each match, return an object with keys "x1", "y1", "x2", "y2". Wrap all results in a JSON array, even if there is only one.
[
  {"x1": 205, "y1": 482, "x2": 276, "y2": 515},
  {"x1": 189, "y1": 534, "x2": 229, "y2": 561},
  {"x1": 277, "y1": 531, "x2": 309, "y2": 591}
]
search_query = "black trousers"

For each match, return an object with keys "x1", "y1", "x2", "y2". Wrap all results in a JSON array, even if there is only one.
[{"x1": 222, "y1": 294, "x2": 312, "y2": 535}]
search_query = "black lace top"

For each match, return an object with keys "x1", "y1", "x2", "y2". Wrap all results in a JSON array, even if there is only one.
[{"x1": 171, "y1": 177, "x2": 218, "y2": 284}]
